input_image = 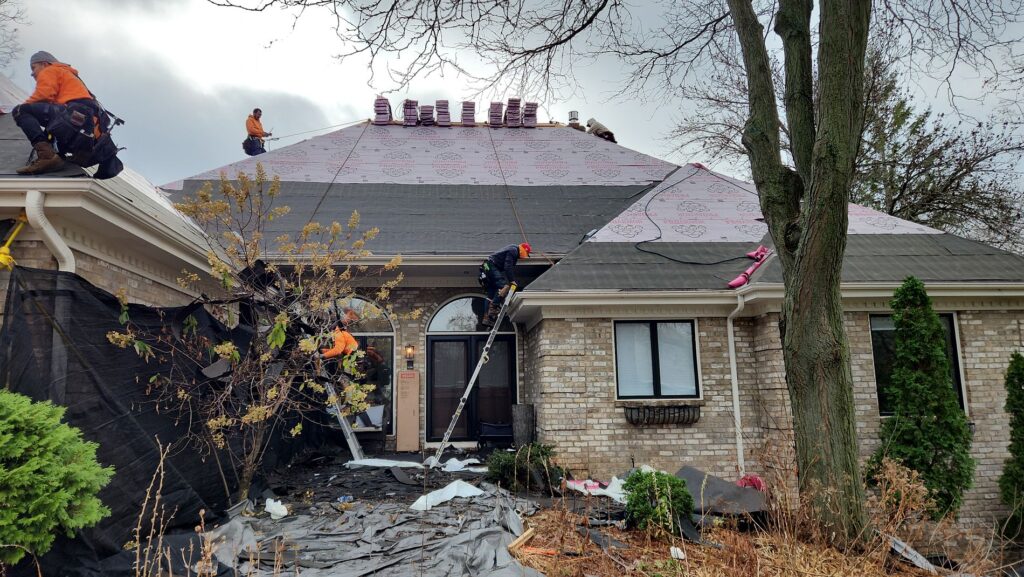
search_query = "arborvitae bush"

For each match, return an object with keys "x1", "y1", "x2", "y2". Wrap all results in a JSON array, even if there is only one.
[
  {"x1": 485, "y1": 443, "x2": 564, "y2": 492},
  {"x1": 1000, "y1": 352, "x2": 1024, "y2": 531},
  {"x1": 623, "y1": 469, "x2": 694, "y2": 535},
  {"x1": 870, "y1": 277, "x2": 974, "y2": 519},
  {"x1": 0, "y1": 390, "x2": 114, "y2": 566}
]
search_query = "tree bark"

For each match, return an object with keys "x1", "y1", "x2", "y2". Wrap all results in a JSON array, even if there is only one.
[{"x1": 729, "y1": 0, "x2": 871, "y2": 542}]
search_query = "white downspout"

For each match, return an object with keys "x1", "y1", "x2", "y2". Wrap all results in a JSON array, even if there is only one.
[
  {"x1": 727, "y1": 293, "x2": 746, "y2": 475},
  {"x1": 24, "y1": 189, "x2": 75, "y2": 272}
]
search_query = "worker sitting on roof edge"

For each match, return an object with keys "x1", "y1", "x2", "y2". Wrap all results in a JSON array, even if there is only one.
[
  {"x1": 244, "y1": 108, "x2": 272, "y2": 156},
  {"x1": 479, "y1": 242, "x2": 531, "y2": 327},
  {"x1": 12, "y1": 51, "x2": 123, "y2": 178}
]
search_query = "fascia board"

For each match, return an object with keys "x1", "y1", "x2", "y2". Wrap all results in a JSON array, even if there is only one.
[
  {"x1": 261, "y1": 254, "x2": 563, "y2": 266},
  {"x1": 0, "y1": 179, "x2": 210, "y2": 271}
]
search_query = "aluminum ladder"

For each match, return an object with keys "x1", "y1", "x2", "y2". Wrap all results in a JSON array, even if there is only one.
[
  {"x1": 321, "y1": 371, "x2": 366, "y2": 460},
  {"x1": 431, "y1": 283, "x2": 517, "y2": 465}
]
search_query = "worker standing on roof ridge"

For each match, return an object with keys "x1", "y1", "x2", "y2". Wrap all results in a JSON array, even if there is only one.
[
  {"x1": 244, "y1": 108, "x2": 272, "y2": 156},
  {"x1": 480, "y1": 242, "x2": 531, "y2": 327},
  {"x1": 12, "y1": 51, "x2": 94, "y2": 175}
]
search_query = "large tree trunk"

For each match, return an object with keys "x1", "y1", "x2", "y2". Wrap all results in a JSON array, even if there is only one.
[{"x1": 729, "y1": 0, "x2": 871, "y2": 542}]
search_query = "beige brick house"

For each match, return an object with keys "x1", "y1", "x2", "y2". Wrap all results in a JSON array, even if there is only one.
[{"x1": 6, "y1": 91, "x2": 1021, "y2": 524}]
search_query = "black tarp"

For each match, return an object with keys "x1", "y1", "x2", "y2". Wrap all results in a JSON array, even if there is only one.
[{"x1": 0, "y1": 266, "x2": 326, "y2": 576}]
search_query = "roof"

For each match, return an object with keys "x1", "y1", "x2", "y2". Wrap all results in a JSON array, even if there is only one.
[
  {"x1": 164, "y1": 121, "x2": 677, "y2": 255},
  {"x1": 528, "y1": 164, "x2": 1024, "y2": 291}
]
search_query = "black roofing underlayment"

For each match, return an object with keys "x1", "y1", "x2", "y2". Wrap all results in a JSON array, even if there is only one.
[
  {"x1": 752, "y1": 234, "x2": 1024, "y2": 284},
  {"x1": 171, "y1": 180, "x2": 654, "y2": 255}
]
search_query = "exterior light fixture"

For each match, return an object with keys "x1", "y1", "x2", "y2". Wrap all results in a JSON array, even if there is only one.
[{"x1": 404, "y1": 344, "x2": 415, "y2": 369}]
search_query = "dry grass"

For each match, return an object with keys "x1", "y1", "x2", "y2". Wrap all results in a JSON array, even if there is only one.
[{"x1": 513, "y1": 509, "x2": 941, "y2": 577}]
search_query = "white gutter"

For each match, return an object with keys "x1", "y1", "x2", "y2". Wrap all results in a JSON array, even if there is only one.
[
  {"x1": 727, "y1": 292, "x2": 746, "y2": 475},
  {"x1": 24, "y1": 189, "x2": 75, "y2": 272}
]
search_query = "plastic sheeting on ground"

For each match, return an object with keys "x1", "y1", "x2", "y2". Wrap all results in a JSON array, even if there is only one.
[
  {"x1": 208, "y1": 483, "x2": 540, "y2": 577},
  {"x1": 565, "y1": 477, "x2": 627, "y2": 503},
  {"x1": 411, "y1": 480, "x2": 484, "y2": 511},
  {"x1": 675, "y1": 466, "x2": 767, "y2": 515}
]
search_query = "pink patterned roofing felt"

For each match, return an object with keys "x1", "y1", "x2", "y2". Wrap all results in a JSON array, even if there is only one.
[
  {"x1": 589, "y1": 164, "x2": 943, "y2": 244},
  {"x1": 168, "y1": 122, "x2": 676, "y2": 189}
]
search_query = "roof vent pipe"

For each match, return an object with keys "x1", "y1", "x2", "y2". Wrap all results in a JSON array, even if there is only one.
[{"x1": 568, "y1": 110, "x2": 584, "y2": 131}]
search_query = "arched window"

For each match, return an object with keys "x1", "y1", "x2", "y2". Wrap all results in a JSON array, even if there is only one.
[
  {"x1": 425, "y1": 296, "x2": 516, "y2": 442},
  {"x1": 336, "y1": 296, "x2": 395, "y2": 434},
  {"x1": 427, "y1": 296, "x2": 513, "y2": 333}
]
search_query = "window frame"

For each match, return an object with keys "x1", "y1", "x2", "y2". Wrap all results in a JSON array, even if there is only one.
[
  {"x1": 867, "y1": 311, "x2": 969, "y2": 417},
  {"x1": 613, "y1": 319, "x2": 702, "y2": 400}
]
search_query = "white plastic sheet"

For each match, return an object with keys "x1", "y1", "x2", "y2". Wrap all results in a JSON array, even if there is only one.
[
  {"x1": 345, "y1": 458, "x2": 424, "y2": 469},
  {"x1": 264, "y1": 498, "x2": 288, "y2": 520},
  {"x1": 565, "y1": 476, "x2": 627, "y2": 504},
  {"x1": 410, "y1": 480, "x2": 484, "y2": 511}
]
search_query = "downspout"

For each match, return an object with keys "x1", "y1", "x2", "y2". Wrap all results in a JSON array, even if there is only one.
[
  {"x1": 727, "y1": 293, "x2": 746, "y2": 475},
  {"x1": 23, "y1": 189, "x2": 74, "y2": 405},
  {"x1": 24, "y1": 189, "x2": 75, "y2": 272}
]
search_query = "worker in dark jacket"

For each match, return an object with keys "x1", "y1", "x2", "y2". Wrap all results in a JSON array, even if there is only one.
[{"x1": 480, "y1": 242, "x2": 531, "y2": 326}]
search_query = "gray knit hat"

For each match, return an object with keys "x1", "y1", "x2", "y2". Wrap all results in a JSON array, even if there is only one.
[{"x1": 29, "y1": 51, "x2": 58, "y2": 66}]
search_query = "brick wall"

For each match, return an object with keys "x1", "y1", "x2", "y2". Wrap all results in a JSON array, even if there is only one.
[{"x1": 529, "y1": 316, "x2": 744, "y2": 481}]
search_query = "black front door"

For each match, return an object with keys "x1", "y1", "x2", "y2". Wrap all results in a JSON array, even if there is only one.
[{"x1": 427, "y1": 334, "x2": 515, "y2": 441}]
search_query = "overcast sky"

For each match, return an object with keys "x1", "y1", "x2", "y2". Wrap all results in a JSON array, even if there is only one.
[
  {"x1": 5, "y1": 0, "x2": 1014, "y2": 187},
  {"x1": 6, "y1": 0, "x2": 703, "y2": 186}
]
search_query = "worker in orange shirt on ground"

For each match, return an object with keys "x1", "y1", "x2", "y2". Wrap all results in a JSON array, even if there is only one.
[{"x1": 12, "y1": 51, "x2": 97, "y2": 175}]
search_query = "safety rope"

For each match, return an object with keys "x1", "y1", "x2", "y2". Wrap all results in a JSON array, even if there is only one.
[
  {"x1": 485, "y1": 129, "x2": 556, "y2": 265},
  {"x1": 305, "y1": 121, "x2": 370, "y2": 227},
  {"x1": 267, "y1": 118, "x2": 368, "y2": 142}
]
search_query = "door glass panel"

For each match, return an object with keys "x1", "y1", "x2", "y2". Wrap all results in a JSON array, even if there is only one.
[
  {"x1": 350, "y1": 336, "x2": 393, "y2": 433},
  {"x1": 430, "y1": 341, "x2": 468, "y2": 439},
  {"x1": 476, "y1": 339, "x2": 512, "y2": 426}
]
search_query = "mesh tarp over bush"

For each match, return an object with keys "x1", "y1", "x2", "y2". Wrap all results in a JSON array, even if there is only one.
[{"x1": 0, "y1": 266, "x2": 324, "y2": 576}]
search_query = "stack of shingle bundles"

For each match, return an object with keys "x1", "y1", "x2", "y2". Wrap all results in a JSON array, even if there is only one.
[
  {"x1": 461, "y1": 101, "x2": 476, "y2": 126},
  {"x1": 373, "y1": 96, "x2": 392, "y2": 125},
  {"x1": 436, "y1": 100, "x2": 451, "y2": 126},
  {"x1": 419, "y1": 104, "x2": 435, "y2": 125},
  {"x1": 505, "y1": 98, "x2": 522, "y2": 127},
  {"x1": 403, "y1": 99, "x2": 419, "y2": 126},
  {"x1": 523, "y1": 102, "x2": 538, "y2": 128},
  {"x1": 489, "y1": 102, "x2": 503, "y2": 126}
]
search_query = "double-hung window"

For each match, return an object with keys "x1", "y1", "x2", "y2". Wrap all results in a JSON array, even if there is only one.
[
  {"x1": 869, "y1": 313, "x2": 965, "y2": 415},
  {"x1": 614, "y1": 320, "x2": 700, "y2": 399}
]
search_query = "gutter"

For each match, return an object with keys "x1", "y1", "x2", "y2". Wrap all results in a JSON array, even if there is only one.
[
  {"x1": 726, "y1": 293, "x2": 746, "y2": 475},
  {"x1": 24, "y1": 189, "x2": 75, "y2": 272}
]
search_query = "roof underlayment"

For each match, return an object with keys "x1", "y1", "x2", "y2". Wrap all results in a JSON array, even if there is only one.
[{"x1": 165, "y1": 122, "x2": 675, "y2": 189}]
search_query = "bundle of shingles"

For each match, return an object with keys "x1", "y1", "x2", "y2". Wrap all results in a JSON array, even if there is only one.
[
  {"x1": 373, "y1": 96, "x2": 392, "y2": 125},
  {"x1": 488, "y1": 102, "x2": 503, "y2": 126},
  {"x1": 419, "y1": 104, "x2": 435, "y2": 126},
  {"x1": 436, "y1": 100, "x2": 451, "y2": 126},
  {"x1": 403, "y1": 99, "x2": 419, "y2": 126},
  {"x1": 505, "y1": 98, "x2": 522, "y2": 127},
  {"x1": 523, "y1": 102, "x2": 538, "y2": 128},
  {"x1": 461, "y1": 101, "x2": 476, "y2": 126}
]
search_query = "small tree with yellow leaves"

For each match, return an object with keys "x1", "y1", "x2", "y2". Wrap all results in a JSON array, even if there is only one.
[{"x1": 107, "y1": 164, "x2": 411, "y2": 500}]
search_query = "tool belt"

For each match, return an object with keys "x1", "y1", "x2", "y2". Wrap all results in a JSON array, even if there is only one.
[
  {"x1": 477, "y1": 260, "x2": 492, "y2": 287},
  {"x1": 243, "y1": 135, "x2": 265, "y2": 156}
]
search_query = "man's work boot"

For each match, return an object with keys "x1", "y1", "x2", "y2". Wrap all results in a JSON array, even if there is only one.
[
  {"x1": 482, "y1": 303, "x2": 501, "y2": 327},
  {"x1": 17, "y1": 141, "x2": 65, "y2": 175}
]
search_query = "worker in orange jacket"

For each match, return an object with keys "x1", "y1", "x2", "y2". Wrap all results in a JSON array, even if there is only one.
[
  {"x1": 12, "y1": 51, "x2": 97, "y2": 175},
  {"x1": 245, "y1": 108, "x2": 272, "y2": 156},
  {"x1": 320, "y1": 319, "x2": 359, "y2": 360}
]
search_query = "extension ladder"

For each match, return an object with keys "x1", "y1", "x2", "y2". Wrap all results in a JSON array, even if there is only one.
[
  {"x1": 431, "y1": 284, "x2": 517, "y2": 465},
  {"x1": 322, "y1": 374, "x2": 366, "y2": 460}
]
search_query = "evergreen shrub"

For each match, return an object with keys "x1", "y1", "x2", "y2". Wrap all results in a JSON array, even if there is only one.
[
  {"x1": 623, "y1": 469, "x2": 694, "y2": 535},
  {"x1": 0, "y1": 390, "x2": 114, "y2": 565},
  {"x1": 1000, "y1": 352, "x2": 1024, "y2": 534},
  {"x1": 870, "y1": 277, "x2": 974, "y2": 519}
]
